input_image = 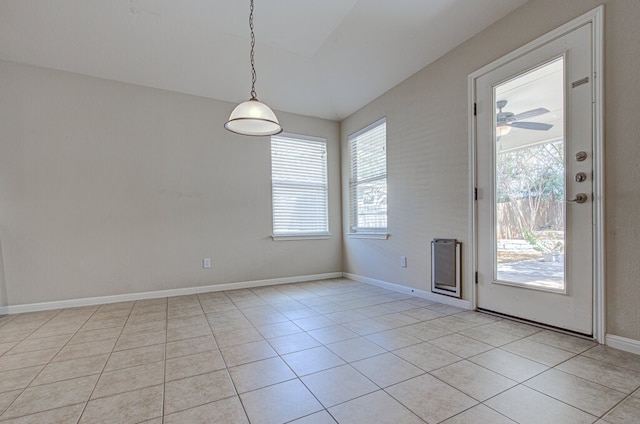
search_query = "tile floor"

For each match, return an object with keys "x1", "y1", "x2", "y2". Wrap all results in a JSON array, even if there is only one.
[{"x1": 0, "y1": 278, "x2": 638, "y2": 423}]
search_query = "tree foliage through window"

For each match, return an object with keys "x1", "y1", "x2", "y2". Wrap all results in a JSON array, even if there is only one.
[{"x1": 496, "y1": 140, "x2": 564, "y2": 238}]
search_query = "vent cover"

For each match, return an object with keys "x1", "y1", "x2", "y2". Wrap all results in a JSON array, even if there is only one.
[{"x1": 431, "y1": 239, "x2": 461, "y2": 298}]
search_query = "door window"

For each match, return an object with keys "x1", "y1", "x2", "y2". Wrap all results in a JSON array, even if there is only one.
[{"x1": 494, "y1": 57, "x2": 566, "y2": 291}]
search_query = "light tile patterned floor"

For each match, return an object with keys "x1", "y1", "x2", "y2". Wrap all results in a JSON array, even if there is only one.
[{"x1": 0, "y1": 278, "x2": 639, "y2": 423}]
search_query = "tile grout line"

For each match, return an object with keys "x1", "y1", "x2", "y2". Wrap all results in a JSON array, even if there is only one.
[
  {"x1": 75, "y1": 301, "x2": 137, "y2": 423},
  {"x1": 521, "y1": 378, "x2": 614, "y2": 420},
  {"x1": 181, "y1": 294, "x2": 560, "y2": 424},
  {"x1": 198, "y1": 291, "x2": 253, "y2": 424},
  {"x1": 253, "y1": 284, "x2": 363, "y2": 424},
  {"x1": 239, "y1": 284, "x2": 358, "y2": 422},
  {"x1": 0, "y1": 306, "x2": 99, "y2": 421},
  {"x1": 234, "y1": 287, "x2": 326, "y2": 423},
  {"x1": 598, "y1": 391, "x2": 640, "y2": 421},
  {"x1": 521, "y1": 354, "x2": 640, "y2": 420},
  {"x1": 230, "y1": 285, "x2": 442, "y2": 422}
]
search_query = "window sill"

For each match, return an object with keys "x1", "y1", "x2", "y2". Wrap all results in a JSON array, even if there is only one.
[
  {"x1": 272, "y1": 233, "x2": 331, "y2": 241},
  {"x1": 347, "y1": 232, "x2": 390, "y2": 240}
]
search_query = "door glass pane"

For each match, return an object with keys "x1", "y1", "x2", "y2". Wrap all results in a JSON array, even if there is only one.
[{"x1": 494, "y1": 57, "x2": 565, "y2": 291}]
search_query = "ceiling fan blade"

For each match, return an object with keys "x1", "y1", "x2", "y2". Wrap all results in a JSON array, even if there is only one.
[
  {"x1": 510, "y1": 121, "x2": 553, "y2": 131},
  {"x1": 512, "y1": 107, "x2": 550, "y2": 121}
]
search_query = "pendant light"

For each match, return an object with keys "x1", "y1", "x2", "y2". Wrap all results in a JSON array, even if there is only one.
[{"x1": 225, "y1": 0, "x2": 283, "y2": 136}]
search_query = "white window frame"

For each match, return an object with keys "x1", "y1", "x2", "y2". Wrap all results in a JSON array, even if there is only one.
[
  {"x1": 271, "y1": 132, "x2": 329, "y2": 241},
  {"x1": 348, "y1": 117, "x2": 389, "y2": 239}
]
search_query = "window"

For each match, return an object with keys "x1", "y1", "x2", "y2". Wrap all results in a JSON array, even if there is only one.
[
  {"x1": 271, "y1": 133, "x2": 329, "y2": 239},
  {"x1": 349, "y1": 118, "x2": 387, "y2": 234}
]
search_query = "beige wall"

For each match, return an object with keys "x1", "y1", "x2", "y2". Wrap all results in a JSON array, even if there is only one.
[
  {"x1": 0, "y1": 61, "x2": 342, "y2": 305},
  {"x1": 341, "y1": 0, "x2": 640, "y2": 340}
]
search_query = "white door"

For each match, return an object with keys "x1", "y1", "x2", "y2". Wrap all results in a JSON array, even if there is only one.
[{"x1": 475, "y1": 23, "x2": 594, "y2": 335}]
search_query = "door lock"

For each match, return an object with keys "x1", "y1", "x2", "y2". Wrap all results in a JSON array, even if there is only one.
[
  {"x1": 567, "y1": 193, "x2": 588, "y2": 203},
  {"x1": 575, "y1": 172, "x2": 587, "y2": 182},
  {"x1": 575, "y1": 151, "x2": 588, "y2": 162}
]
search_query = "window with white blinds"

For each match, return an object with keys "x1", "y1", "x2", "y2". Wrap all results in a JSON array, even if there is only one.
[
  {"x1": 271, "y1": 133, "x2": 328, "y2": 237},
  {"x1": 349, "y1": 118, "x2": 387, "y2": 233}
]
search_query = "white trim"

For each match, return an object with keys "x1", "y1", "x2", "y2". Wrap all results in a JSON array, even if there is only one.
[
  {"x1": 591, "y1": 6, "x2": 606, "y2": 344},
  {"x1": 0, "y1": 272, "x2": 343, "y2": 315},
  {"x1": 271, "y1": 234, "x2": 331, "y2": 241},
  {"x1": 468, "y1": 78, "x2": 478, "y2": 311},
  {"x1": 343, "y1": 272, "x2": 472, "y2": 310},
  {"x1": 277, "y1": 132, "x2": 326, "y2": 144},
  {"x1": 605, "y1": 334, "x2": 640, "y2": 356},
  {"x1": 346, "y1": 233, "x2": 390, "y2": 240},
  {"x1": 347, "y1": 117, "x2": 387, "y2": 140},
  {"x1": 468, "y1": 6, "x2": 605, "y2": 341}
]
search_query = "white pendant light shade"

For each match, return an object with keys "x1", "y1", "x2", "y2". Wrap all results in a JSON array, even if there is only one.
[
  {"x1": 225, "y1": 99, "x2": 283, "y2": 136},
  {"x1": 496, "y1": 125, "x2": 512, "y2": 137}
]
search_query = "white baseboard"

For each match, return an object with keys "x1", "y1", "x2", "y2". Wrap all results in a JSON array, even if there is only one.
[
  {"x1": 343, "y1": 273, "x2": 472, "y2": 310},
  {"x1": 0, "y1": 272, "x2": 343, "y2": 315},
  {"x1": 605, "y1": 334, "x2": 640, "y2": 355}
]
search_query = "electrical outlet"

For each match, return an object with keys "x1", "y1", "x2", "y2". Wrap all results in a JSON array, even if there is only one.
[
  {"x1": 401, "y1": 256, "x2": 407, "y2": 268},
  {"x1": 203, "y1": 258, "x2": 211, "y2": 269}
]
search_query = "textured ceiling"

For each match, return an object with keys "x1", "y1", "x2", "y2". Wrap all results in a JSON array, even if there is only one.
[{"x1": 0, "y1": 0, "x2": 529, "y2": 120}]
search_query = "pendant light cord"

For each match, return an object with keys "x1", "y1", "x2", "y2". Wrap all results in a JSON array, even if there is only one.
[
  {"x1": 224, "y1": 0, "x2": 282, "y2": 135},
  {"x1": 249, "y1": 0, "x2": 257, "y2": 100}
]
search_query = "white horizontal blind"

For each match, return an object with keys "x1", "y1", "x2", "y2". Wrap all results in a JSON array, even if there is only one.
[
  {"x1": 349, "y1": 118, "x2": 387, "y2": 232},
  {"x1": 271, "y1": 134, "x2": 328, "y2": 236}
]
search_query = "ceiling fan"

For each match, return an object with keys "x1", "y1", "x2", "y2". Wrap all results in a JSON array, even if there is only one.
[{"x1": 496, "y1": 99, "x2": 553, "y2": 135}]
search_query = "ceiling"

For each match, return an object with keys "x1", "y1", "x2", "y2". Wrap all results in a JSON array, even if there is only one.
[{"x1": 0, "y1": 0, "x2": 529, "y2": 121}]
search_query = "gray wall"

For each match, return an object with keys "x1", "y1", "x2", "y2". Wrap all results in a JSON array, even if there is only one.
[
  {"x1": 341, "y1": 0, "x2": 640, "y2": 341},
  {"x1": 0, "y1": 61, "x2": 342, "y2": 305}
]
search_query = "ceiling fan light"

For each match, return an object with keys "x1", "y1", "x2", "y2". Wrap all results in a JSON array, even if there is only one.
[
  {"x1": 225, "y1": 99, "x2": 283, "y2": 136},
  {"x1": 496, "y1": 125, "x2": 512, "y2": 137}
]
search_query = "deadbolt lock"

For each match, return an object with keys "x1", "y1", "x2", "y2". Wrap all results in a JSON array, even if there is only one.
[
  {"x1": 575, "y1": 151, "x2": 588, "y2": 162},
  {"x1": 575, "y1": 172, "x2": 587, "y2": 182}
]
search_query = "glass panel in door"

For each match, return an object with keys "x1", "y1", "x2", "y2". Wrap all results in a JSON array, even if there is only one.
[{"x1": 494, "y1": 57, "x2": 566, "y2": 291}]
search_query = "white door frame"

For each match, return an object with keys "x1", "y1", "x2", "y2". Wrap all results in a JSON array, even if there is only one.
[{"x1": 467, "y1": 6, "x2": 605, "y2": 342}]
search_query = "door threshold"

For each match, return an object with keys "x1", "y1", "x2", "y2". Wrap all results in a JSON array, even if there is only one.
[{"x1": 477, "y1": 308, "x2": 594, "y2": 340}]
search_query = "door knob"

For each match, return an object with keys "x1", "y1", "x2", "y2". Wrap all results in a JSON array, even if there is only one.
[{"x1": 567, "y1": 193, "x2": 588, "y2": 203}]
